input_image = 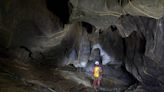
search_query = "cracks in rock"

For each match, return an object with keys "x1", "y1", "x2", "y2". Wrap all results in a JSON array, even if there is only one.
[
  {"x1": 130, "y1": 32, "x2": 143, "y2": 83},
  {"x1": 19, "y1": 46, "x2": 34, "y2": 60},
  {"x1": 122, "y1": 38, "x2": 127, "y2": 57},
  {"x1": 139, "y1": 34, "x2": 146, "y2": 54},
  {"x1": 110, "y1": 25, "x2": 117, "y2": 32},
  {"x1": 117, "y1": 0, "x2": 129, "y2": 7}
]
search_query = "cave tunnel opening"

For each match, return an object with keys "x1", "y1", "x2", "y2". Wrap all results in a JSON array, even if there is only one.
[
  {"x1": 81, "y1": 21, "x2": 93, "y2": 34},
  {"x1": 139, "y1": 34, "x2": 146, "y2": 54},
  {"x1": 46, "y1": 0, "x2": 71, "y2": 24},
  {"x1": 110, "y1": 25, "x2": 118, "y2": 32}
]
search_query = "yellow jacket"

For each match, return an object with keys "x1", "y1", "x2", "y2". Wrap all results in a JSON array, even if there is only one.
[{"x1": 93, "y1": 66, "x2": 102, "y2": 78}]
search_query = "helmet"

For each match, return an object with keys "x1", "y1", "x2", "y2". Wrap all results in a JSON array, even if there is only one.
[{"x1": 95, "y1": 61, "x2": 99, "y2": 65}]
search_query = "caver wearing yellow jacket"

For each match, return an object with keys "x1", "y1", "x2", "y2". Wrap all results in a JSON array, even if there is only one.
[{"x1": 92, "y1": 61, "x2": 102, "y2": 90}]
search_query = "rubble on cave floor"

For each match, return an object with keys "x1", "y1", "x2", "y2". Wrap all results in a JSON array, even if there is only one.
[
  {"x1": 0, "y1": 58, "x2": 134, "y2": 92},
  {"x1": 0, "y1": 59, "x2": 93, "y2": 92}
]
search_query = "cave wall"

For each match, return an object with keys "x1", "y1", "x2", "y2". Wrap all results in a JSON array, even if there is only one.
[
  {"x1": 0, "y1": 0, "x2": 63, "y2": 61},
  {"x1": 116, "y1": 15, "x2": 164, "y2": 92}
]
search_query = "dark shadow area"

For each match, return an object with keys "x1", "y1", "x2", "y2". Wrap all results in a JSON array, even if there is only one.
[
  {"x1": 139, "y1": 34, "x2": 146, "y2": 54},
  {"x1": 117, "y1": 0, "x2": 130, "y2": 6},
  {"x1": 46, "y1": 0, "x2": 70, "y2": 24},
  {"x1": 110, "y1": 25, "x2": 117, "y2": 32},
  {"x1": 82, "y1": 21, "x2": 93, "y2": 34},
  {"x1": 121, "y1": 64, "x2": 139, "y2": 85}
]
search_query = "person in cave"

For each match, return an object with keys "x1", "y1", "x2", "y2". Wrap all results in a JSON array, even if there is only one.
[{"x1": 92, "y1": 61, "x2": 103, "y2": 91}]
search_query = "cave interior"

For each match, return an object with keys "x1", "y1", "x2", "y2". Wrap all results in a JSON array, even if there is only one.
[{"x1": 0, "y1": 0, "x2": 164, "y2": 92}]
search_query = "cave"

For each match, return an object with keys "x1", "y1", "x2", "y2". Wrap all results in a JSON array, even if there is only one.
[
  {"x1": 0, "y1": 0, "x2": 164, "y2": 92},
  {"x1": 46, "y1": 0, "x2": 70, "y2": 24}
]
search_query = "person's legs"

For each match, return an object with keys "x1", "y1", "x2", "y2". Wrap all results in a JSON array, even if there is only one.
[
  {"x1": 97, "y1": 78, "x2": 101, "y2": 88},
  {"x1": 93, "y1": 78, "x2": 98, "y2": 90}
]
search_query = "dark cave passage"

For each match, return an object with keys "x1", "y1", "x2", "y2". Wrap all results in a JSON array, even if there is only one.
[
  {"x1": 46, "y1": 0, "x2": 71, "y2": 24},
  {"x1": 82, "y1": 21, "x2": 94, "y2": 34}
]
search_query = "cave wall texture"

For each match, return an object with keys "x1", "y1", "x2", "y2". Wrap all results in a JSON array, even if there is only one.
[{"x1": 0, "y1": 0, "x2": 164, "y2": 92}]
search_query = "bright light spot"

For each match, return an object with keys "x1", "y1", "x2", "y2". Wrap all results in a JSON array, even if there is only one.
[
  {"x1": 80, "y1": 61, "x2": 87, "y2": 67},
  {"x1": 93, "y1": 43, "x2": 111, "y2": 65}
]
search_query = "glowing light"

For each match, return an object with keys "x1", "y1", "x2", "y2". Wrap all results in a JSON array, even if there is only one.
[{"x1": 92, "y1": 43, "x2": 111, "y2": 65}]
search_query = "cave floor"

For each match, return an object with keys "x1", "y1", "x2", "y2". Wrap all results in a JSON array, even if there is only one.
[{"x1": 0, "y1": 59, "x2": 127, "y2": 92}]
